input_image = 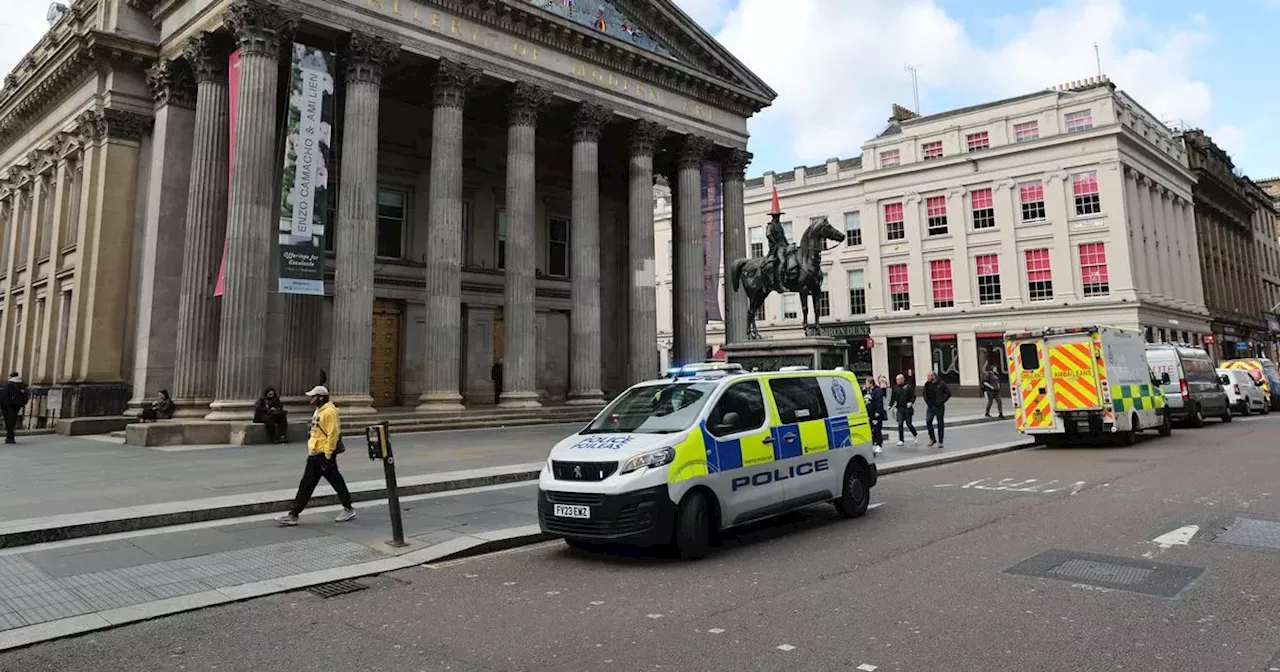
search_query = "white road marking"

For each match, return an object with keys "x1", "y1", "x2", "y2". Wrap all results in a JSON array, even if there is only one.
[
  {"x1": 590, "y1": 601, "x2": 605, "y2": 606},
  {"x1": 940, "y1": 477, "x2": 1087, "y2": 495},
  {"x1": 962, "y1": 478, "x2": 988, "y2": 489},
  {"x1": 503, "y1": 582, "x2": 516, "y2": 586},
  {"x1": 546, "y1": 591, "x2": 561, "y2": 596},
  {"x1": 857, "y1": 665, "x2": 879, "y2": 671},
  {"x1": 708, "y1": 628, "x2": 725, "y2": 634},
  {"x1": 647, "y1": 613, "x2": 663, "y2": 619},
  {"x1": 464, "y1": 574, "x2": 478, "y2": 578},
  {"x1": 1153, "y1": 525, "x2": 1199, "y2": 548},
  {"x1": 1068, "y1": 481, "x2": 1087, "y2": 496},
  {"x1": 868, "y1": 502, "x2": 885, "y2": 510},
  {"x1": 776, "y1": 644, "x2": 796, "y2": 652}
]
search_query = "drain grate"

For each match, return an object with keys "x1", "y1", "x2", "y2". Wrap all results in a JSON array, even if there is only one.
[
  {"x1": 1214, "y1": 518, "x2": 1280, "y2": 551},
  {"x1": 1005, "y1": 549, "x2": 1203, "y2": 598},
  {"x1": 308, "y1": 579, "x2": 369, "y2": 599},
  {"x1": 1049, "y1": 559, "x2": 1153, "y2": 586}
]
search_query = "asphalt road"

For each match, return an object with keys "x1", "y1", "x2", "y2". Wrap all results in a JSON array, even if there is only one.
[{"x1": 5, "y1": 415, "x2": 1279, "y2": 671}]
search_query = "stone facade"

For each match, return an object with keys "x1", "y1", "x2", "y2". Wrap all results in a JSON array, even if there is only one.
[
  {"x1": 657, "y1": 77, "x2": 1217, "y2": 391},
  {"x1": 0, "y1": 0, "x2": 774, "y2": 418}
]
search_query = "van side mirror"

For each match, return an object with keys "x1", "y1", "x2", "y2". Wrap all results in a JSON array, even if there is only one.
[
  {"x1": 715, "y1": 411, "x2": 741, "y2": 433},
  {"x1": 1161, "y1": 373, "x2": 1171, "y2": 385},
  {"x1": 1219, "y1": 374, "x2": 1230, "y2": 385}
]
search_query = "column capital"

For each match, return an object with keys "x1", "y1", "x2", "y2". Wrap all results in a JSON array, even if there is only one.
[
  {"x1": 146, "y1": 58, "x2": 197, "y2": 109},
  {"x1": 225, "y1": 0, "x2": 299, "y2": 57},
  {"x1": 722, "y1": 148, "x2": 752, "y2": 181},
  {"x1": 183, "y1": 31, "x2": 230, "y2": 83},
  {"x1": 572, "y1": 102, "x2": 612, "y2": 144},
  {"x1": 677, "y1": 135, "x2": 713, "y2": 169},
  {"x1": 433, "y1": 58, "x2": 481, "y2": 109},
  {"x1": 508, "y1": 82, "x2": 553, "y2": 127},
  {"x1": 345, "y1": 32, "x2": 400, "y2": 87},
  {"x1": 629, "y1": 119, "x2": 666, "y2": 157},
  {"x1": 89, "y1": 108, "x2": 154, "y2": 143}
]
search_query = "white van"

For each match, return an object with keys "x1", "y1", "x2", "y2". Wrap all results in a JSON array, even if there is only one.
[
  {"x1": 1145, "y1": 344, "x2": 1231, "y2": 427},
  {"x1": 537, "y1": 364, "x2": 876, "y2": 559},
  {"x1": 1217, "y1": 368, "x2": 1268, "y2": 415}
]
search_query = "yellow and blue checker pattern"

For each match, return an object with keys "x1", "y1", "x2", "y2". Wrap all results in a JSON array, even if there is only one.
[{"x1": 669, "y1": 415, "x2": 870, "y2": 484}]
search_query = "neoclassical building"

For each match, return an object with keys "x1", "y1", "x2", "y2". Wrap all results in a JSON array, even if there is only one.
[{"x1": 0, "y1": 0, "x2": 772, "y2": 422}]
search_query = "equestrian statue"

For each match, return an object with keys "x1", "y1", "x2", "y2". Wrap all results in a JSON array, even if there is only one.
[{"x1": 730, "y1": 188, "x2": 845, "y2": 339}]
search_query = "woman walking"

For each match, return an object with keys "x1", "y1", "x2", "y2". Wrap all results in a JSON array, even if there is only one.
[{"x1": 864, "y1": 377, "x2": 887, "y2": 454}]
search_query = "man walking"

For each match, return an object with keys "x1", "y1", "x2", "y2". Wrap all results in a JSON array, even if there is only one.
[
  {"x1": 490, "y1": 358, "x2": 504, "y2": 405},
  {"x1": 2, "y1": 372, "x2": 28, "y2": 444},
  {"x1": 983, "y1": 366, "x2": 1005, "y2": 418},
  {"x1": 924, "y1": 371, "x2": 952, "y2": 449},
  {"x1": 890, "y1": 373, "x2": 918, "y2": 446},
  {"x1": 276, "y1": 385, "x2": 356, "y2": 526}
]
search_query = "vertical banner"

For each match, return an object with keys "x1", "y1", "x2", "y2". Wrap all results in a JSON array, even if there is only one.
[
  {"x1": 277, "y1": 43, "x2": 335, "y2": 295},
  {"x1": 701, "y1": 162, "x2": 723, "y2": 322},
  {"x1": 214, "y1": 49, "x2": 241, "y2": 298}
]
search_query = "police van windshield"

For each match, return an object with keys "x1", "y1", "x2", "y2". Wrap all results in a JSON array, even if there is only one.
[{"x1": 582, "y1": 382, "x2": 717, "y2": 434}]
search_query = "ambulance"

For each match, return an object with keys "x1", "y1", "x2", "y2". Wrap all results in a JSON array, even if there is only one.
[
  {"x1": 1219, "y1": 357, "x2": 1280, "y2": 411},
  {"x1": 537, "y1": 363, "x2": 876, "y2": 559},
  {"x1": 1005, "y1": 326, "x2": 1171, "y2": 445}
]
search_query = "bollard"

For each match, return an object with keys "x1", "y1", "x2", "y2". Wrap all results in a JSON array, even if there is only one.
[{"x1": 365, "y1": 422, "x2": 406, "y2": 547}]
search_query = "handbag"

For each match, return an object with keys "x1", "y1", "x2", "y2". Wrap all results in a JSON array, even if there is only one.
[{"x1": 336, "y1": 436, "x2": 346, "y2": 454}]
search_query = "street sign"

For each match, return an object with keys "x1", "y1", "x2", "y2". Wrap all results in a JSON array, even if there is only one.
[{"x1": 1203, "y1": 334, "x2": 1217, "y2": 345}]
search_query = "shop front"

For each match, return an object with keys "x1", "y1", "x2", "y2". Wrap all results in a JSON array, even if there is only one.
[
  {"x1": 930, "y1": 334, "x2": 960, "y2": 386},
  {"x1": 819, "y1": 321, "x2": 872, "y2": 379},
  {"x1": 975, "y1": 332, "x2": 1010, "y2": 391}
]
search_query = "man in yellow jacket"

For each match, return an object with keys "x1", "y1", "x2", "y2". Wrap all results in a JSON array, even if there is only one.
[{"x1": 276, "y1": 386, "x2": 357, "y2": 526}]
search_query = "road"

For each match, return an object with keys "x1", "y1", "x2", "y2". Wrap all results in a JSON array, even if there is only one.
[{"x1": 5, "y1": 414, "x2": 1277, "y2": 671}]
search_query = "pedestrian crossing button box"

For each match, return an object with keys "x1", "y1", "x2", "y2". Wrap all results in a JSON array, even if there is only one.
[{"x1": 365, "y1": 424, "x2": 390, "y2": 461}]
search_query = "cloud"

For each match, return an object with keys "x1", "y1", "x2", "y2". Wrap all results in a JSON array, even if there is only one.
[
  {"x1": 708, "y1": 0, "x2": 1215, "y2": 171},
  {"x1": 0, "y1": 8, "x2": 54, "y2": 84},
  {"x1": 672, "y1": 0, "x2": 737, "y2": 32}
]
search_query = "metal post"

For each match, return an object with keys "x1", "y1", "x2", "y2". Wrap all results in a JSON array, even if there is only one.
[{"x1": 380, "y1": 421, "x2": 406, "y2": 547}]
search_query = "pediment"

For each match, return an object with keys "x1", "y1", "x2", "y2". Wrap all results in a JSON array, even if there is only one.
[{"x1": 514, "y1": 0, "x2": 775, "y2": 105}]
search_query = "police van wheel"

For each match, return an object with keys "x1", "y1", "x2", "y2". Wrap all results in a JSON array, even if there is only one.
[
  {"x1": 1157, "y1": 412, "x2": 1172, "y2": 437},
  {"x1": 673, "y1": 490, "x2": 712, "y2": 560},
  {"x1": 835, "y1": 463, "x2": 871, "y2": 519}
]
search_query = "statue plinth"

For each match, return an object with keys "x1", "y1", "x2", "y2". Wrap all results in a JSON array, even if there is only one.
[{"x1": 722, "y1": 336, "x2": 848, "y2": 372}]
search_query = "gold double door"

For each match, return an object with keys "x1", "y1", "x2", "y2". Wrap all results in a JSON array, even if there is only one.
[{"x1": 370, "y1": 299, "x2": 401, "y2": 407}]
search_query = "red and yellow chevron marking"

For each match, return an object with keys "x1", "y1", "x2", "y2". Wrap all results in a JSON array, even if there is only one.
[
  {"x1": 1020, "y1": 341, "x2": 1054, "y2": 428},
  {"x1": 1049, "y1": 342, "x2": 1100, "y2": 410},
  {"x1": 1222, "y1": 360, "x2": 1270, "y2": 395},
  {"x1": 1091, "y1": 333, "x2": 1113, "y2": 419},
  {"x1": 1006, "y1": 341, "x2": 1024, "y2": 430}
]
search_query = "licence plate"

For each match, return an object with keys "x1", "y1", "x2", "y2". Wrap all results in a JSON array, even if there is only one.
[{"x1": 553, "y1": 504, "x2": 591, "y2": 519}]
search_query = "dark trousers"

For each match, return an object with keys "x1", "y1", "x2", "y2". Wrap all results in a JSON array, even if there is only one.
[
  {"x1": 493, "y1": 382, "x2": 502, "y2": 405},
  {"x1": 897, "y1": 407, "x2": 917, "y2": 442},
  {"x1": 2, "y1": 406, "x2": 16, "y2": 443},
  {"x1": 263, "y1": 415, "x2": 288, "y2": 442},
  {"x1": 870, "y1": 416, "x2": 884, "y2": 446},
  {"x1": 289, "y1": 453, "x2": 353, "y2": 516},
  {"x1": 985, "y1": 391, "x2": 1003, "y2": 416},
  {"x1": 926, "y1": 405, "x2": 946, "y2": 444}
]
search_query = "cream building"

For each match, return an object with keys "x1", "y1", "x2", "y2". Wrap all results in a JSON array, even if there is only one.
[{"x1": 656, "y1": 77, "x2": 1212, "y2": 392}]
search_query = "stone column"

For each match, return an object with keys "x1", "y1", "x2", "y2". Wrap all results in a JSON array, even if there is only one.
[
  {"x1": 499, "y1": 82, "x2": 551, "y2": 409},
  {"x1": 418, "y1": 59, "x2": 480, "y2": 411},
  {"x1": 207, "y1": 0, "x2": 298, "y2": 420},
  {"x1": 1163, "y1": 193, "x2": 1188, "y2": 308},
  {"x1": 566, "y1": 102, "x2": 611, "y2": 406},
  {"x1": 627, "y1": 120, "x2": 664, "y2": 384},
  {"x1": 671, "y1": 135, "x2": 712, "y2": 366},
  {"x1": 721, "y1": 148, "x2": 750, "y2": 344},
  {"x1": 1124, "y1": 168, "x2": 1150, "y2": 298},
  {"x1": 328, "y1": 32, "x2": 398, "y2": 417}
]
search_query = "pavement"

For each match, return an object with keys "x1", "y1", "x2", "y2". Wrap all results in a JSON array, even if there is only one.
[
  {"x1": 2, "y1": 411, "x2": 1273, "y2": 670},
  {"x1": 0, "y1": 415, "x2": 1026, "y2": 652}
]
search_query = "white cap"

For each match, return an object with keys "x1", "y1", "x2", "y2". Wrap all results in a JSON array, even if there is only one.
[{"x1": 305, "y1": 385, "x2": 329, "y2": 397}]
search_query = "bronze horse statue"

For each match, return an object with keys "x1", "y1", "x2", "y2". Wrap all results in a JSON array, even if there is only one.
[{"x1": 730, "y1": 218, "x2": 845, "y2": 339}]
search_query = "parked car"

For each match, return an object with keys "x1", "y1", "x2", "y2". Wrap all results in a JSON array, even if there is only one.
[
  {"x1": 1219, "y1": 358, "x2": 1280, "y2": 411},
  {"x1": 1218, "y1": 368, "x2": 1269, "y2": 415},
  {"x1": 1145, "y1": 344, "x2": 1231, "y2": 427}
]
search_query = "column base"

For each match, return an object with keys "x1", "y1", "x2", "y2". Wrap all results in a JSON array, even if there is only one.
[
  {"x1": 280, "y1": 395, "x2": 312, "y2": 416},
  {"x1": 498, "y1": 391, "x2": 542, "y2": 409},
  {"x1": 416, "y1": 391, "x2": 466, "y2": 413},
  {"x1": 333, "y1": 394, "x2": 378, "y2": 418},
  {"x1": 172, "y1": 399, "x2": 214, "y2": 419},
  {"x1": 566, "y1": 391, "x2": 606, "y2": 407},
  {"x1": 204, "y1": 399, "x2": 256, "y2": 422}
]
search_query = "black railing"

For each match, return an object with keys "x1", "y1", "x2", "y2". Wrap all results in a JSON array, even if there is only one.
[{"x1": 19, "y1": 384, "x2": 132, "y2": 431}]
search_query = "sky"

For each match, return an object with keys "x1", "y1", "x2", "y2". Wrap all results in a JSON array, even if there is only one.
[{"x1": 0, "y1": 0, "x2": 1274, "y2": 180}]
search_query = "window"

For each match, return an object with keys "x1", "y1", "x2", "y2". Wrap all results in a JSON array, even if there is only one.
[
  {"x1": 1065, "y1": 109, "x2": 1093, "y2": 133},
  {"x1": 930, "y1": 259, "x2": 954, "y2": 308},
  {"x1": 1019, "y1": 180, "x2": 1046, "y2": 222},
  {"x1": 880, "y1": 149, "x2": 900, "y2": 168},
  {"x1": 783, "y1": 293, "x2": 799, "y2": 319},
  {"x1": 707, "y1": 380, "x2": 767, "y2": 438},
  {"x1": 376, "y1": 189, "x2": 406, "y2": 258},
  {"x1": 1072, "y1": 171, "x2": 1101, "y2": 216},
  {"x1": 843, "y1": 211, "x2": 861, "y2": 246},
  {"x1": 922, "y1": 141, "x2": 943, "y2": 161},
  {"x1": 888, "y1": 263, "x2": 910, "y2": 312},
  {"x1": 749, "y1": 226, "x2": 763, "y2": 258},
  {"x1": 1026, "y1": 248, "x2": 1053, "y2": 301},
  {"x1": 847, "y1": 269, "x2": 866, "y2": 315},
  {"x1": 769, "y1": 377, "x2": 829, "y2": 425},
  {"x1": 884, "y1": 202, "x2": 905, "y2": 241},
  {"x1": 971, "y1": 188, "x2": 995, "y2": 230},
  {"x1": 966, "y1": 131, "x2": 989, "y2": 152},
  {"x1": 548, "y1": 217, "x2": 568, "y2": 276},
  {"x1": 926, "y1": 195, "x2": 948, "y2": 236},
  {"x1": 496, "y1": 207, "x2": 507, "y2": 269},
  {"x1": 1078, "y1": 242, "x2": 1110, "y2": 297},
  {"x1": 1018, "y1": 342, "x2": 1040, "y2": 370},
  {"x1": 1014, "y1": 120, "x2": 1039, "y2": 143},
  {"x1": 818, "y1": 276, "x2": 830, "y2": 317},
  {"x1": 976, "y1": 254, "x2": 1001, "y2": 305}
]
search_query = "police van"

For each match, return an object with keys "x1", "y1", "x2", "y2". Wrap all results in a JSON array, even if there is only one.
[{"x1": 537, "y1": 363, "x2": 876, "y2": 559}]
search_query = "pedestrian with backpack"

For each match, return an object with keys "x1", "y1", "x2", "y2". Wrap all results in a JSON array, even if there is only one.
[
  {"x1": 275, "y1": 385, "x2": 357, "y2": 526},
  {"x1": 2, "y1": 372, "x2": 28, "y2": 444}
]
